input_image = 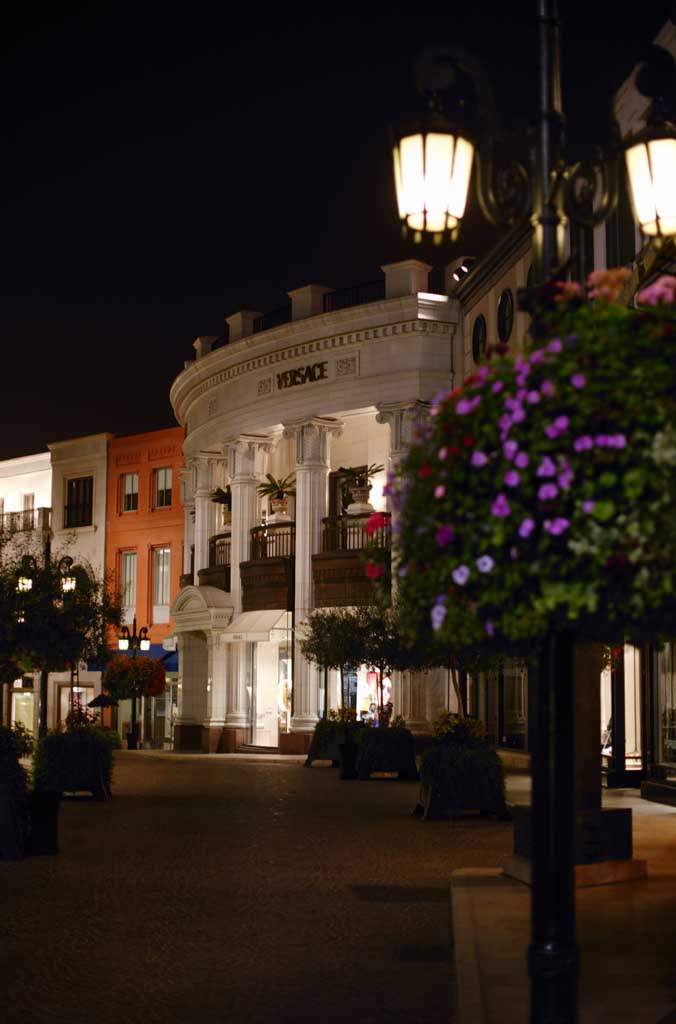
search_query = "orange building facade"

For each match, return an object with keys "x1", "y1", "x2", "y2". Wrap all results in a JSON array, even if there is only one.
[{"x1": 105, "y1": 427, "x2": 185, "y2": 744}]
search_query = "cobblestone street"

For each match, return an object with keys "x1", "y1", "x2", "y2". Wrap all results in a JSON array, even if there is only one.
[{"x1": 1, "y1": 752, "x2": 514, "y2": 1024}]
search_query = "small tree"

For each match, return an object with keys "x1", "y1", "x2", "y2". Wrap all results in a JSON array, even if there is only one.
[{"x1": 299, "y1": 607, "x2": 367, "y2": 709}]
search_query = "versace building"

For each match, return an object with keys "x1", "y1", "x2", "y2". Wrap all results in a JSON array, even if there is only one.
[{"x1": 169, "y1": 259, "x2": 461, "y2": 753}]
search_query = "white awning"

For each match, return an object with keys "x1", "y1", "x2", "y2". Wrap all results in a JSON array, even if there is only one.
[{"x1": 223, "y1": 609, "x2": 292, "y2": 643}]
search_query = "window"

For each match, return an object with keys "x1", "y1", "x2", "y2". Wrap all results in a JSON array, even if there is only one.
[
  {"x1": 497, "y1": 289, "x2": 514, "y2": 344},
  {"x1": 471, "y1": 315, "x2": 487, "y2": 364},
  {"x1": 122, "y1": 473, "x2": 139, "y2": 513},
  {"x1": 152, "y1": 547, "x2": 171, "y2": 623},
  {"x1": 154, "y1": 467, "x2": 172, "y2": 509},
  {"x1": 64, "y1": 477, "x2": 93, "y2": 528},
  {"x1": 120, "y1": 551, "x2": 137, "y2": 624}
]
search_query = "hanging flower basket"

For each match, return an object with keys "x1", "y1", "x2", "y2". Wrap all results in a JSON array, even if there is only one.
[
  {"x1": 102, "y1": 656, "x2": 166, "y2": 701},
  {"x1": 373, "y1": 272, "x2": 676, "y2": 652}
]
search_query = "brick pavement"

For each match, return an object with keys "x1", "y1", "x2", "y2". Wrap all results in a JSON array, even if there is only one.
[{"x1": 1, "y1": 751, "x2": 515, "y2": 1024}]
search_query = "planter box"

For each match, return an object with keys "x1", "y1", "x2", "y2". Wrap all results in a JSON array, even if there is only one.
[
  {"x1": 356, "y1": 728, "x2": 419, "y2": 781},
  {"x1": 417, "y1": 741, "x2": 508, "y2": 821},
  {"x1": 33, "y1": 729, "x2": 113, "y2": 799}
]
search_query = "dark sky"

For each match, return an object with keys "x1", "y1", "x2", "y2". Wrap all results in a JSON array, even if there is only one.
[{"x1": 1, "y1": 1, "x2": 672, "y2": 460}]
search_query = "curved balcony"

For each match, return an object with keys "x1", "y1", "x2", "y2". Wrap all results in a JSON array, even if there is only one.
[
  {"x1": 312, "y1": 513, "x2": 391, "y2": 608},
  {"x1": 197, "y1": 532, "x2": 231, "y2": 591},
  {"x1": 241, "y1": 522, "x2": 295, "y2": 612}
]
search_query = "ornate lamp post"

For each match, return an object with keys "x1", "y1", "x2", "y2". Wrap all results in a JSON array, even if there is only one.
[
  {"x1": 390, "y1": 5, "x2": 676, "y2": 1023},
  {"x1": 16, "y1": 554, "x2": 79, "y2": 737},
  {"x1": 117, "y1": 616, "x2": 150, "y2": 750}
]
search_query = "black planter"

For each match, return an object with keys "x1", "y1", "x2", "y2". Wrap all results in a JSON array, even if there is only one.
[
  {"x1": 126, "y1": 732, "x2": 137, "y2": 751},
  {"x1": 27, "y1": 791, "x2": 60, "y2": 855},
  {"x1": 0, "y1": 796, "x2": 28, "y2": 859},
  {"x1": 338, "y1": 742, "x2": 359, "y2": 780}
]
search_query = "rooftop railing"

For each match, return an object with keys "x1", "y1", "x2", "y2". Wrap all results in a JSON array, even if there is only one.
[
  {"x1": 322, "y1": 279, "x2": 385, "y2": 314},
  {"x1": 250, "y1": 523, "x2": 296, "y2": 560}
]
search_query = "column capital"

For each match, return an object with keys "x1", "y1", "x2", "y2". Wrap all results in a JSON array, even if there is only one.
[
  {"x1": 375, "y1": 400, "x2": 430, "y2": 460},
  {"x1": 283, "y1": 417, "x2": 343, "y2": 469},
  {"x1": 223, "y1": 433, "x2": 279, "y2": 482}
]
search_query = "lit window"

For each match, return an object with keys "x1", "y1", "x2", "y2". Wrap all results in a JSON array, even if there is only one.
[
  {"x1": 153, "y1": 547, "x2": 171, "y2": 623},
  {"x1": 154, "y1": 468, "x2": 172, "y2": 509},
  {"x1": 122, "y1": 473, "x2": 139, "y2": 513},
  {"x1": 120, "y1": 551, "x2": 137, "y2": 624}
]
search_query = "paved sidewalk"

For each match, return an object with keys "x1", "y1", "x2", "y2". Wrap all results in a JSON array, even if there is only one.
[
  {"x1": 1, "y1": 750, "x2": 515, "y2": 1024},
  {"x1": 452, "y1": 778, "x2": 676, "y2": 1023}
]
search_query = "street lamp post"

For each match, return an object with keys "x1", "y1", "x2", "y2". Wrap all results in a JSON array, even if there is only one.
[
  {"x1": 390, "y1": 5, "x2": 676, "y2": 1023},
  {"x1": 117, "y1": 616, "x2": 150, "y2": 750},
  {"x1": 16, "y1": 553, "x2": 78, "y2": 737}
]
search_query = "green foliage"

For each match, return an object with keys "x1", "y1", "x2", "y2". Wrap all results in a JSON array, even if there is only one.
[
  {"x1": 342, "y1": 463, "x2": 385, "y2": 488},
  {"x1": 33, "y1": 728, "x2": 114, "y2": 796},
  {"x1": 210, "y1": 485, "x2": 232, "y2": 508},
  {"x1": 386, "y1": 276, "x2": 676, "y2": 653},
  {"x1": 431, "y1": 711, "x2": 486, "y2": 745},
  {"x1": 9, "y1": 721, "x2": 35, "y2": 758},
  {"x1": 0, "y1": 726, "x2": 31, "y2": 855},
  {"x1": 257, "y1": 473, "x2": 296, "y2": 499},
  {"x1": 418, "y1": 741, "x2": 506, "y2": 819}
]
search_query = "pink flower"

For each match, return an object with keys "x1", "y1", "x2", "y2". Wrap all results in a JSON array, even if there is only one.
[
  {"x1": 438, "y1": 447, "x2": 448, "y2": 461},
  {"x1": 536, "y1": 456, "x2": 557, "y2": 478},
  {"x1": 582, "y1": 500, "x2": 595, "y2": 514},
  {"x1": 587, "y1": 267, "x2": 632, "y2": 304},
  {"x1": 570, "y1": 373, "x2": 586, "y2": 389},
  {"x1": 503, "y1": 440, "x2": 519, "y2": 461},
  {"x1": 518, "y1": 518, "x2": 536, "y2": 539},
  {"x1": 434, "y1": 485, "x2": 446, "y2": 499},
  {"x1": 456, "y1": 396, "x2": 482, "y2": 416},
  {"x1": 365, "y1": 562, "x2": 385, "y2": 580},
  {"x1": 527, "y1": 390, "x2": 541, "y2": 404},
  {"x1": 504, "y1": 470, "x2": 520, "y2": 488},
  {"x1": 471, "y1": 450, "x2": 489, "y2": 468},
  {"x1": 541, "y1": 380, "x2": 555, "y2": 397},
  {"x1": 547, "y1": 338, "x2": 563, "y2": 354},
  {"x1": 538, "y1": 483, "x2": 558, "y2": 501},
  {"x1": 365, "y1": 513, "x2": 387, "y2": 536},
  {"x1": 637, "y1": 275, "x2": 676, "y2": 307},
  {"x1": 544, "y1": 517, "x2": 570, "y2": 535},
  {"x1": 514, "y1": 452, "x2": 529, "y2": 469},
  {"x1": 574, "y1": 435, "x2": 593, "y2": 452},
  {"x1": 491, "y1": 380, "x2": 505, "y2": 394}
]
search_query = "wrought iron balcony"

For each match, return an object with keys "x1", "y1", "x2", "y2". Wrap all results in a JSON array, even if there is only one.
[
  {"x1": 313, "y1": 513, "x2": 391, "y2": 608},
  {"x1": 1, "y1": 507, "x2": 51, "y2": 534},
  {"x1": 322, "y1": 279, "x2": 385, "y2": 313},
  {"x1": 241, "y1": 523, "x2": 296, "y2": 612},
  {"x1": 197, "y1": 532, "x2": 232, "y2": 591}
]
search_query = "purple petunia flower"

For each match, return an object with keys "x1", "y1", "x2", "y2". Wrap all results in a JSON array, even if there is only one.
[
  {"x1": 510, "y1": 546, "x2": 519, "y2": 560},
  {"x1": 456, "y1": 396, "x2": 482, "y2": 416},
  {"x1": 582, "y1": 500, "x2": 595, "y2": 514},
  {"x1": 541, "y1": 379, "x2": 555, "y2": 397},
  {"x1": 538, "y1": 483, "x2": 558, "y2": 501},
  {"x1": 452, "y1": 565, "x2": 471, "y2": 586},
  {"x1": 514, "y1": 452, "x2": 529, "y2": 469},
  {"x1": 570, "y1": 373, "x2": 587, "y2": 389},
  {"x1": 471, "y1": 450, "x2": 488, "y2": 468},
  {"x1": 431, "y1": 600, "x2": 447, "y2": 632},
  {"x1": 504, "y1": 470, "x2": 520, "y2": 488},
  {"x1": 574, "y1": 435, "x2": 593, "y2": 452},
  {"x1": 548, "y1": 338, "x2": 563, "y2": 354},
  {"x1": 610, "y1": 434, "x2": 627, "y2": 449},
  {"x1": 518, "y1": 518, "x2": 536, "y2": 539},
  {"x1": 517, "y1": 388, "x2": 528, "y2": 401},
  {"x1": 595, "y1": 434, "x2": 610, "y2": 448},
  {"x1": 491, "y1": 380, "x2": 505, "y2": 394},
  {"x1": 537, "y1": 456, "x2": 557, "y2": 478},
  {"x1": 530, "y1": 349, "x2": 545, "y2": 364},
  {"x1": 499, "y1": 413, "x2": 513, "y2": 432},
  {"x1": 515, "y1": 357, "x2": 530, "y2": 376},
  {"x1": 503, "y1": 440, "x2": 519, "y2": 460},
  {"x1": 558, "y1": 470, "x2": 574, "y2": 491},
  {"x1": 544, "y1": 517, "x2": 570, "y2": 536},
  {"x1": 436, "y1": 524, "x2": 455, "y2": 547},
  {"x1": 485, "y1": 621, "x2": 495, "y2": 637},
  {"x1": 476, "y1": 365, "x2": 490, "y2": 381},
  {"x1": 511, "y1": 406, "x2": 526, "y2": 424},
  {"x1": 491, "y1": 494, "x2": 511, "y2": 518},
  {"x1": 477, "y1": 555, "x2": 495, "y2": 573},
  {"x1": 527, "y1": 390, "x2": 541, "y2": 404},
  {"x1": 434, "y1": 485, "x2": 446, "y2": 499}
]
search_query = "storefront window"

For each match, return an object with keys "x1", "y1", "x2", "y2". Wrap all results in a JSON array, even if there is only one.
[
  {"x1": 501, "y1": 660, "x2": 527, "y2": 749},
  {"x1": 657, "y1": 641, "x2": 676, "y2": 768},
  {"x1": 600, "y1": 645, "x2": 643, "y2": 772},
  {"x1": 12, "y1": 690, "x2": 34, "y2": 733}
]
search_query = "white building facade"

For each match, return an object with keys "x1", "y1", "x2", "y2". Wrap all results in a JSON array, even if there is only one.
[{"x1": 169, "y1": 259, "x2": 462, "y2": 753}]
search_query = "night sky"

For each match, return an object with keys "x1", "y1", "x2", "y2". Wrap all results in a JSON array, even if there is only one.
[{"x1": 1, "y1": 2, "x2": 672, "y2": 460}]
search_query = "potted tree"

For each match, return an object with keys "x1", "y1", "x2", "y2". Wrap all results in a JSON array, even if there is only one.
[
  {"x1": 257, "y1": 473, "x2": 296, "y2": 523},
  {"x1": 210, "y1": 485, "x2": 232, "y2": 528},
  {"x1": 342, "y1": 463, "x2": 384, "y2": 515},
  {"x1": 102, "y1": 655, "x2": 166, "y2": 749}
]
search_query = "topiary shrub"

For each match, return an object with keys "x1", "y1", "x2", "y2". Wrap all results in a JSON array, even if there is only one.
[
  {"x1": 33, "y1": 727, "x2": 114, "y2": 799},
  {"x1": 417, "y1": 713, "x2": 508, "y2": 821},
  {"x1": 0, "y1": 726, "x2": 31, "y2": 858}
]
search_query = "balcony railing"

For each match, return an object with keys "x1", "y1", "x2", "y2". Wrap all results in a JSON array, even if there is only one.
[
  {"x1": 250, "y1": 523, "x2": 296, "y2": 560},
  {"x1": 322, "y1": 279, "x2": 385, "y2": 314},
  {"x1": 253, "y1": 304, "x2": 292, "y2": 333},
  {"x1": 321, "y1": 512, "x2": 391, "y2": 552},
  {"x1": 1, "y1": 507, "x2": 51, "y2": 533},
  {"x1": 197, "y1": 531, "x2": 232, "y2": 591}
]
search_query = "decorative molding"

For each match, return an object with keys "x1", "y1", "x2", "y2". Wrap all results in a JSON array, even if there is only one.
[
  {"x1": 335, "y1": 354, "x2": 358, "y2": 378},
  {"x1": 115, "y1": 451, "x2": 142, "y2": 466},
  {"x1": 148, "y1": 444, "x2": 177, "y2": 462},
  {"x1": 282, "y1": 417, "x2": 343, "y2": 468},
  {"x1": 375, "y1": 400, "x2": 430, "y2": 458},
  {"x1": 257, "y1": 377, "x2": 273, "y2": 396}
]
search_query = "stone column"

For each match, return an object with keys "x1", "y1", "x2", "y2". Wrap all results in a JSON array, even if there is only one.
[
  {"x1": 223, "y1": 435, "x2": 276, "y2": 732},
  {"x1": 203, "y1": 631, "x2": 228, "y2": 752},
  {"x1": 283, "y1": 417, "x2": 342, "y2": 733},
  {"x1": 192, "y1": 457, "x2": 214, "y2": 576},
  {"x1": 178, "y1": 466, "x2": 195, "y2": 577},
  {"x1": 376, "y1": 401, "x2": 432, "y2": 730},
  {"x1": 174, "y1": 631, "x2": 209, "y2": 751}
]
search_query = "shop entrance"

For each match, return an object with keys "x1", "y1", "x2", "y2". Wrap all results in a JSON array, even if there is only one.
[{"x1": 225, "y1": 610, "x2": 292, "y2": 749}]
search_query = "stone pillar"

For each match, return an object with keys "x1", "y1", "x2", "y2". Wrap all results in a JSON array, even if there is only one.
[
  {"x1": 223, "y1": 435, "x2": 276, "y2": 733},
  {"x1": 283, "y1": 417, "x2": 342, "y2": 733},
  {"x1": 174, "y1": 631, "x2": 208, "y2": 751},
  {"x1": 376, "y1": 401, "x2": 432, "y2": 730},
  {"x1": 202, "y1": 631, "x2": 228, "y2": 752},
  {"x1": 192, "y1": 457, "x2": 214, "y2": 576},
  {"x1": 178, "y1": 466, "x2": 195, "y2": 577}
]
